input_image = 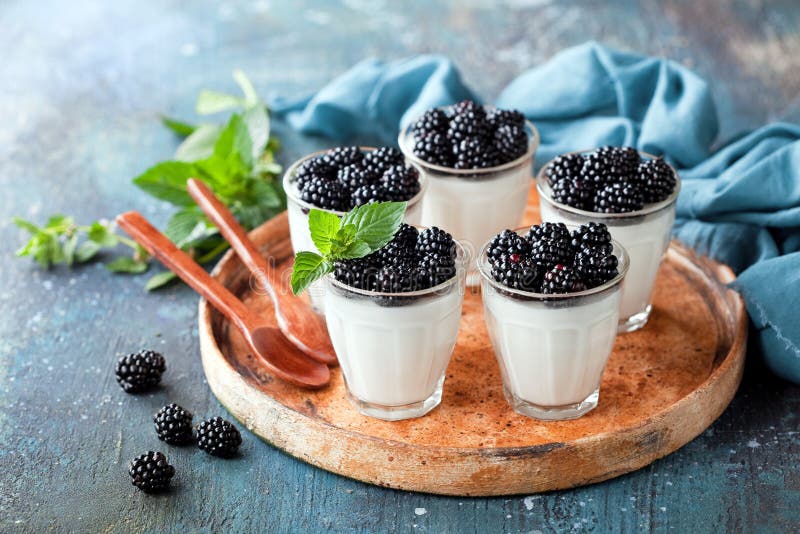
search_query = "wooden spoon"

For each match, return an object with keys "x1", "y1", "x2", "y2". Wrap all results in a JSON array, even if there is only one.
[
  {"x1": 186, "y1": 178, "x2": 337, "y2": 365},
  {"x1": 116, "y1": 211, "x2": 330, "y2": 389}
]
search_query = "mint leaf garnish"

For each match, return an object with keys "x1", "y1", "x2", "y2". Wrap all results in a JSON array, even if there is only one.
[
  {"x1": 290, "y1": 201, "x2": 407, "y2": 295},
  {"x1": 161, "y1": 116, "x2": 196, "y2": 137}
]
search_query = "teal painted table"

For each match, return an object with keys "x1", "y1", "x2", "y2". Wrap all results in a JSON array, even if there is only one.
[{"x1": 1, "y1": 1, "x2": 799, "y2": 532}]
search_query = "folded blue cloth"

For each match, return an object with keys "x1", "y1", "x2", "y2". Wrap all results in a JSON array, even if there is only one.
[{"x1": 271, "y1": 41, "x2": 800, "y2": 384}]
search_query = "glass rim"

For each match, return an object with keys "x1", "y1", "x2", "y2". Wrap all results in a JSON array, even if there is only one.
[
  {"x1": 535, "y1": 149, "x2": 681, "y2": 219},
  {"x1": 325, "y1": 239, "x2": 469, "y2": 298},
  {"x1": 397, "y1": 106, "x2": 540, "y2": 175},
  {"x1": 282, "y1": 146, "x2": 428, "y2": 215},
  {"x1": 476, "y1": 225, "x2": 630, "y2": 300}
]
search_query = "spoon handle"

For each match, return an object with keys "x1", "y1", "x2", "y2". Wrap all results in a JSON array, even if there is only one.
[
  {"x1": 186, "y1": 178, "x2": 279, "y2": 293},
  {"x1": 116, "y1": 211, "x2": 257, "y2": 331}
]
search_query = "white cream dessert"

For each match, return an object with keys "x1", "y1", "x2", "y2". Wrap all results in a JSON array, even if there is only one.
[
  {"x1": 398, "y1": 101, "x2": 540, "y2": 282},
  {"x1": 323, "y1": 225, "x2": 466, "y2": 421},
  {"x1": 536, "y1": 147, "x2": 679, "y2": 332},
  {"x1": 479, "y1": 223, "x2": 629, "y2": 420}
]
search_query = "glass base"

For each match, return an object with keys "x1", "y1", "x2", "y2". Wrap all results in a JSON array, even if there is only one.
[
  {"x1": 618, "y1": 304, "x2": 652, "y2": 333},
  {"x1": 346, "y1": 376, "x2": 445, "y2": 421},
  {"x1": 503, "y1": 386, "x2": 600, "y2": 421}
]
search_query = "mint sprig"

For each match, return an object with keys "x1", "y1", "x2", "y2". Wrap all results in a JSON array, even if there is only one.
[{"x1": 290, "y1": 201, "x2": 407, "y2": 295}]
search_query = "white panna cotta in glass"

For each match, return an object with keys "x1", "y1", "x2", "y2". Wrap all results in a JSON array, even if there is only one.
[
  {"x1": 398, "y1": 108, "x2": 539, "y2": 284},
  {"x1": 537, "y1": 151, "x2": 679, "y2": 332},
  {"x1": 283, "y1": 148, "x2": 427, "y2": 311},
  {"x1": 323, "y1": 243, "x2": 467, "y2": 421},
  {"x1": 478, "y1": 230, "x2": 629, "y2": 420}
]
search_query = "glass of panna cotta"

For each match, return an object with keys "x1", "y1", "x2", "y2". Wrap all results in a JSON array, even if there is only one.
[
  {"x1": 323, "y1": 225, "x2": 467, "y2": 421},
  {"x1": 478, "y1": 223, "x2": 630, "y2": 420},
  {"x1": 283, "y1": 146, "x2": 427, "y2": 311},
  {"x1": 398, "y1": 101, "x2": 539, "y2": 284},
  {"x1": 536, "y1": 148, "x2": 680, "y2": 332}
]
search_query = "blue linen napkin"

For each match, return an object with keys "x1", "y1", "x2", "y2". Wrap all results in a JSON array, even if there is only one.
[{"x1": 271, "y1": 41, "x2": 800, "y2": 384}]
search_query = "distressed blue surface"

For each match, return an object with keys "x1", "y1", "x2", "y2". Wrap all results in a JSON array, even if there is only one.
[{"x1": 1, "y1": 1, "x2": 800, "y2": 532}]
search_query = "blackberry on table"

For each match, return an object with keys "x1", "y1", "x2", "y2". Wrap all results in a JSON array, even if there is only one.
[
  {"x1": 363, "y1": 147, "x2": 405, "y2": 174},
  {"x1": 571, "y1": 222, "x2": 613, "y2": 255},
  {"x1": 412, "y1": 108, "x2": 449, "y2": 137},
  {"x1": 154, "y1": 403, "x2": 194, "y2": 445},
  {"x1": 416, "y1": 226, "x2": 457, "y2": 261},
  {"x1": 337, "y1": 164, "x2": 379, "y2": 190},
  {"x1": 490, "y1": 255, "x2": 541, "y2": 292},
  {"x1": 594, "y1": 182, "x2": 645, "y2": 213},
  {"x1": 486, "y1": 229, "x2": 532, "y2": 265},
  {"x1": 453, "y1": 136, "x2": 498, "y2": 169},
  {"x1": 196, "y1": 417, "x2": 242, "y2": 458},
  {"x1": 551, "y1": 177, "x2": 594, "y2": 210},
  {"x1": 546, "y1": 153, "x2": 585, "y2": 185},
  {"x1": 381, "y1": 164, "x2": 421, "y2": 201},
  {"x1": 322, "y1": 146, "x2": 363, "y2": 168},
  {"x1": 300, "y1": 177, "x2": 350, "y2": 211},
  {"x1": 494, "y1": 124, "x2": 528, "y2": 162},
  {"x1": 129, "y1": 451, "x2": 175, "y2": 493},
  {"x1": 574, "y1": 249, "x2": 619, "y2": 288},
  {"x1": 526, "y1": 222, "x2": 570, "y2": 243},
  {"x1": 635, "y1": 157, "x2": 676, "y2": 203},
  {"x1": 115, "y1": 350, "x2": 165, "y2": 394},
  {"x1": 542, "y1": 265, "x2": 587, "y2": 294}
]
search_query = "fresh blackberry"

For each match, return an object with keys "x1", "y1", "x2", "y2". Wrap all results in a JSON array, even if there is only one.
[
  {"x1": 115, "y1": 350, "x2": 166, "y2": 394},
  {"x1": 376, "y1": 224, "x2": 419, "y2": 268},
  {"x1": 453, "y1": 136, "x2": 499, "y2": 169},
  {"x1": 413, "y1": 132, "x2": 454, "y2": 167},
  {"x1": 571, "y1": 222, "x2": 613, "y2": 255},
  {"x1": 494, "y1": 124, "x2": 528, "y2": 162},
  {"x1": 596, "y1": 146, "x2": 640, "y2": 178},
  {"x1": 490, "y1": 255, "x2": 541, "y2": 292},
  {"x1": 412, "y1": 108, "x2": 449, "y2": 137},
  {"x1": 381, "y1": 164, "x2": 421, "y2": 201},
  {"x1": 322, "y1": 146, "x2": 363, "y2": 169},
  {"x1": 486, "y1": 229, "x2": 531, "y2": 266},
  {"x1": 551, "y1": 177, "x2": 595, "y2": 210},
  {"x1": 530, "y1": 239, "x2": 575, "y2": 270},
  {"x1": 333, "y1": 256, "x2": 381, "y2": 290},
  {"x1": 363, "y1": 147, "x2": 405, "y2": 174},
  {"x1": 416, "y1": 253, "x2": 456, "y2": 289},
  {"x1": 154, "y1": 403, "x2": 194, "y2": 445},
  {"x1": 447, "y1": 101, "x2": 490, "y2": 141},
  {"x1": 196, "y1": 417, "x2": 242, "y2": 458},
  {"x1": 525, "y1": 222, "x2": 571, "y2": 243},
  {"x1": 580, "y1": 151, "x2": 620, "y2": 186},
  {"x1": 635, "y1": 157, "x2": 676, "y2": 203},
  {"x1": 352, "y1": 183, "x2": 388, "y2": 206},
  {"x1": 129, "y1": 451, "x2": 175, "y2": 493},
  {"x1": 546, "y1": 153, "x2": 585, "y2": 185},
  {"x1": 300, "y1": 176, "x2": 350, "y2": 211},
  {"x1": 392, "y1": 223, "x2": 420, "y2": 248},
  {"x1": 416, "y1": 227, "x2": 456, "y2": 262},
  {"x1": 294, "y1": 157, "x2": 336, "y2": 189},
  {"x1": 574, "y1": 249, "x2": 619, "y2": 288},
  {"x1": 542, "y1": 264, "x2": 587, "y2": 294},
  {"x1": 488, "y1": 108, "x2": 526, "y2": 128},
  {"x1": 593, "y1": 182, "x2": 645, "y2": 213},
  {"x1": 337, "y1": 164, "x2": 379, "y2": 190},
  {"x1": 376, "y1": 264, "x2": 417, "y2": 293}
]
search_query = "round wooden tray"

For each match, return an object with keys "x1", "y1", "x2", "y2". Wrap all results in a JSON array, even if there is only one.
[{"x1": 198, "y1": 190, "x2": 747, "y2": 496}]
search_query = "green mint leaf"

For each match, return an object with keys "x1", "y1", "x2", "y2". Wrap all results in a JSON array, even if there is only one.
[
  {"x1": 12, "y1": 217, "x2": 41, "y2": 234},
  {"x1": 175, "y1": 124, "x2": 222, "y2": 162},
  {"x1": 161, "y1": 116, "x2": 196, "y2": 137},
  {"x1": 242, "y1": 105, "x2": 269, "y2": 162},
  {"x1": 63, "y1": 233, "x2": 78, "y2": 266},
  {"x1": 308, "y1": 209, "x2": 341, "y2": 255},
  {"x1": 132, "y1": 161, "x2": 197, "y2": 206},
  {"x1": 232, "y1": 69, "x2": 259, "y2": 108},
  {"x1": 214, "y1": 114, "x2": 253, "y2": 168},
  {"x1": 339, "y1": 201, "x2": 407, "y2": 252},
  {"x1": 290, "y1": 251, "x2": 331, "y2": 295},
  {"x1": 75, "y1": 241, "x2": 101, "y2": 263},
  {"x1": 145, "y1": 271, "x2": 177, "y2": 291},
  {"x1": 164, "y1": 207, "x2": 212, "y2": 247},
  {"x1": 337, "y1": 239, "x2": 371, "y2": 259},
  {"x1": 196, "y1": 90, "x2": 245, "y2": 115},
  {"x1": 87, "y1": 221, "x2": 119, "y2": 247},
  {"x1": 105, "y1": 257, "x2": 149, "y2": 274}
]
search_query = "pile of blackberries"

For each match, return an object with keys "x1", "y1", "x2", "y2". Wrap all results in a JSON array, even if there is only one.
[
  {"x1": 486, "y1": 222, "x2": 619, "y2": 294},
  {"x1": 333, "y1": 223, "x2": 457, "y2": 295},
  {"x1": 411, "y1": 100, "x2": 529, "y2": 169},
  {"x1": 294, "y1": 146, "x2": 421, "y2": 210},
  {"x1": 545, "y1": 146, "x2": 677, "y2": 213}
]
